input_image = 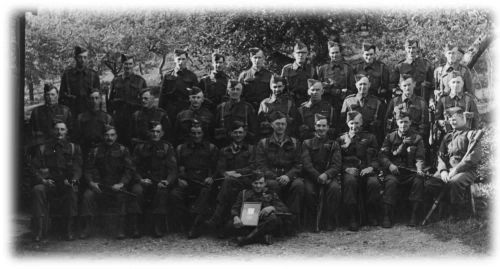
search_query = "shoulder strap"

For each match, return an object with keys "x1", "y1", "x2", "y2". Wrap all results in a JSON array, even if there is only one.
[
  {"x1": 220, "y1": 102, "x2": 226, "y2": 128},
  {"x1": 70, "y1": 142, "x2": 75, "y2": 157},
  {"x1": 344, "y1": 64, "x2": 349, "y2": 87},
  {"x1": 244, "y1": 103, "x2": 248, "y2": 127},
  {"x1": 287, "y1": 99, "x2": 292, "y2": 115}
]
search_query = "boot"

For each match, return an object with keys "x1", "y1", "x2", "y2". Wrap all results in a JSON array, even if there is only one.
[
  {"x1": 116, "y1": 216, "x2": 126, "y2": 240},
  {"x1": 153, "y1": 214, "x2": 164, "y2": 238},
  {"x1": 65, "y1": 217, "x2": 75, "y2": 241},
  {"x1": 79, "y1": 216, "x2": 91, "y2": 239},
  {"x1": 187, "y1": 214, "x2": 203, "y2": 239},
  {"x1": 33, "y1": 217, "x2": 44, "y2": 242},
  {"x1": 366, "y1": 204, "x2": 379, "y2": 226},
  {"x1": 382, "y1": 204, "x2": 393, "y2": 228},
  {"x1": 130, "y1": 214, "x2": 141, "y2": 238},
  {"x1": 263, "y1": 234, "x2": 273, "y2": 245},
  {"x1": 348, "y1": 205, "x2": 359, "y2": 231},
  {"x1": 408, "y1": 202, "x2": 420, "y2": 227},
  {"x1": 236, "y1": 228, "x2": 261, "y2": 246},
  {"x1": 326, "y1": 213, "x2": 338, "y2": 231}
]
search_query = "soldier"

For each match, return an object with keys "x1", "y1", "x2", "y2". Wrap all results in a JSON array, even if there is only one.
[
  {"x1": 352, "y1": 42, "x2": 391, "y2": 102},
  {"x1": 176, "y1": 120, "x2": 219, "y2": 238},
  {"x1": 175, "y1": 86, "x2": 215, "y2": 145},
  {"x1": 132, "y1": 121, "x2": 183, "y2": 238},
  {"x1": 159, "y1": 49, "x2": 199, "y2": 121},
  {"x1": 80, "y1": 125, "x2": 141, "y2": 239},
  {"x1": 199, "y1": 52, "x2": 230, "y2": 114},
  {"x1": 30, "y1": 120, "x2": 82, "y2": 242},
  {"x1": 74, "y1": 88, "x2": 113, "y2": 159},
  {"x1": 30, "y1": 84, "x2": 73, "y2": 146},
  {"x1": 204, "y1": 120, "x2": 256, "y2": 236},
  {"x1": 379, "y1": 111, "x2": 426, "y2": 228},
  {"x1": 301, "y1": 115, "x2": 342, "y2": 231},
  {"x1": 433, "y1": 43, "x2": 473, "y2": 99},
  {"x1": 297, "y1": 79, "x2": 336, "y2": 141},
  {"x1": 213, "y1": 80, "x2": 257, "y2": 147},
  {"x1": 230, "y1": 171, "x2": 289, "y2": 246},
  {"x1": 131, "y1": 88, "x2": 173, "y2": 146},
  {"x1": 281, "y1": 42, "x2": 318, "y2": 105},
  {"x1": 108, "y1": 54, "x2": 147, "y2": 147},
  {"x1": 255, "y1": 111, "x2": 304, "y2": 231},
  {"x1": 385, "y1": 74, "x2": 429, "y2": 139},
  {"x1": 238, "y1": 47, "x2": 273, "y2": 110},
  {"x1": 389, "y1": 38, "x2": 434, "y2": 102},
  {"x1": 337, "y1": 111, "x2": 381, "y2": 230},
  {"x1": 341, "y1": 74, "x2": 386, "y2": 144},
  {"x1": 59, "y1": 46, "x2": 100, "y2": 117},
  {"x1": 257, "y1": 75, "x2": 301, "y2": 139},
  {"x1": 317, "y1": 41, "x2": 356, "y2": 112}
]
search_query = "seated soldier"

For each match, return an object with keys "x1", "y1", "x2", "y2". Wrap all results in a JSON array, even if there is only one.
[
  {"x1": 80, "y1": 124, "x2": 142, "y2": 239},
  {"x1": 337, "y1": 111, "x2": 380, "y2": 230},
  {"x1": 229, "y1": 171, "x2": 289, "y2": 246},
  {"x1": 301, "y1": 115, "x2": 342, "y2": 232},
  {"x1": 378, "y1": 111, "x2": 426, "y2": 228},
  {"x1": 30, "y1": 120, "x2": 82, "y2": 242}
]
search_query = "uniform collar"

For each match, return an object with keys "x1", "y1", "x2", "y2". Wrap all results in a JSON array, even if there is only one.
[
  {"x1": 449, "y1": 91, "x2": 464, "y2": 100},
  {"x1": 270, "y1": 133, "x2": 292, "y2": 146},
  {"x1": 397, "y1": 130, "x2": 410, "y2": 138},
  {"x1": 292, "y1": 61, "x2": 305, "y2": 70},
  {"x1": 401, "y1": 94, "x2": 414, "y2": 103},
  {"x1": 121, "y1": 72, "x2": 134, "y2": 79}
]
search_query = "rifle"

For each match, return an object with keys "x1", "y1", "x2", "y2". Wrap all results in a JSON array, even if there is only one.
[
  {"x1": 185, "y1": 173, "x2": 253, "y2": 188},
  {"x1": 97, "y1": 183, "x2": 137, "y2": 197},
  {"x1": 315, "y1": 141, "x2": 336, "y2": 232}
]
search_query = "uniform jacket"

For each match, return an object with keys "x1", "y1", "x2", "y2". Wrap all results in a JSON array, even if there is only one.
[
  {"x1": 231, "y1": 189, "x2": 289, "y2": 217},
  {"x1": 30, "y1": 104, "x2": 73, "y2": 143},
  {"x1": 379, "y1": 129, "x2": 425, "y2": 171},
  {"x1": 317, "y1": 60, "x2": 356, "y2": 100},
  {"x1": 301, "y1": 136, "x2": 342, "y2": 179},
  {"x1": 437, "y1": 128, "x2": 482, "y2": 175},
  {"x1": 238, "y1": 67, "x2": 273, "y2": 107},
  {"x1": 85, "y1": 142, "x2": 134, "y2": 186},
  {"x1": 337, "y1": 131, "x2": 379, "y2": 170},
  {"x1": 352, "y1": 59, "x2": 390, "y2": 98},
  {"x1": 159, "y1": 68, "x2": 198, "y2": 110},
  {"x1": 341, "y1": 94, "x2": 385, "y2": 132},
  {"x1": 176, "y1": 140, "x2": 218, "y2": 181},
  {"x1": 132, "y1": 140, "x2": 178, "y2": 184},
  {"x1": 389, "y1": 57, "x2": 434, "y2": 100},
  {"x1": 109, "y1": 73, "x2": 147, "y2": 111},
  {"x1": 434, "y1": 63, "x2": 473, "y2": 96},
  {"x1": 281, "y1": 61, "x2": 318, "y2": 104},
  {"x1": 59, "y1": 67, "x2": 100, "y2": 115},
  {"x1": 435, "y1": 92, "x2": 479, "y2": 129},
  {"x1": 199, "y1": 71, "x2": 229, "y2": 111},
  {"x1": 385, "y1": 94, "x2": 429, "y2": 135},
  {"x1": 255, "y1": 134, "x2": 302, "y2": 179},
  {"x1": 216, "y1": 143, "x2": 256, "y2": 176},
  {"x1": 215, "y1": 100, "x2": 258, "y2": 138}
]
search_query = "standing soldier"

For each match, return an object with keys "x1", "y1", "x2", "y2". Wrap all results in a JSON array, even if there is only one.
[
  {"x1": 341, "y1": 74, "x2": 386, "y2": 144},
  {"x1": 214, "y1": 80, "x2": 257, "y2": 147},
  {"x1": 337, "y1": 111, "x2": 381, "y2": 230},
  {"x1": 175, "y1": 87, "x2": 215, "y2": 145},
  {"x1": 281, "y1": 42, "x2": 318, "y2": 105},
  {"x1": 257, "y1": 75, "x2": 301, "y2": 139},
  {"x1": 108, "y1": 54, "x2": 147, "y2": 148},
  {"x1": 199, "y1": 52, "x2": 230, "y2": 114},
  {"x1": 159, "y1": 49, "x2": 199, "y2": 121},
  {"x1": 238, "y1": 47, "x2": 273, "y2": 111},
  {"x1": 131, "y1": 88, "x2": 173, "y2": 146},
  {"x1": 297, "y1": 79, "x2": 336, "y2": 141},
  {"x1": 132, "y1": 121, "x2": 183, "y2": 238},
  {"x1": 317, "y1": 41, "x2": 356, "y2": 114},
  {"x1": 378, "y1": 111, "x2": 426, "y2": 228},
  {"x1": 255, "y1": 111, "x2": 304, "y2": 231},
  {"x1": 80, "y1": 125, "x2": 142, "y2": 239},
  {"x1": 301, "y1": 115, "x2": 342, "y2": 231},
  {"x1": 433, "y1": 43, "x2": 473, "y2": 99},
  {"x1": 74, "y1": 88, "x2": 113, "y2": 159},
  {"x1": 353, "y1": 43, "x2": 391, "y2": 102},
  {"x1": 59, "y1": 46, "x2": 100, "y2": 118},
  {"x1": 389, "y1": 38, "x2": 434, "y2": 102},
  {"x1": 30, "y1": 120, "x2": 82, "y2": 242},
  {"x1": 176, "y1": 120, "x2": 219, "y2": 239}
]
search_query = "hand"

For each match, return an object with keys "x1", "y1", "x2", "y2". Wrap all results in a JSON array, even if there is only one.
[
  {"x1": 341, "y1": 137, "x2": 351, "y2": 149},
  {"x1": 389, "y1": 164, "x2": 399, "y2": 175},
  {"x1": 111, "y1": 183, "x2": 124, "y2": 191},
  {"x1": 448, "y1": 168, "x2": 457, "y2": 179},
  {"x1": 233, "y1": 216, "x2": 243, "y2": 228},
  {"x1": 341, "y1": 88, "x2": 348, "y2": 93},
  {"x1": 204, "y1": 177, "x2": 214, "y2": 185},
  {"x1": 141, "y1": 178, "x2": 152, "y2": 185},
  {"x1": 403, "y1": 137, "x2": 413, "y2": 145},
  {"x1": 259, "y1": 206, "x2": 275, "y2": 217},
  {"x1": 158, "y1": 180, "x2": 169, "y2": 189},
  {"x1": 416, "y1": 170, "x2": 425, "y2": 176},
  {"x1": 63, "y1": 179, "x2": 72, "y2": 187},
  {"x1": 440, "y1": 171, "x2": 450, "y2": 183},
  {"x1": 360, "y1": 167, "x2": 374, "y2": 177},
  {"x1": 345, "y1": 167, "x2": 360, "y2": 176},
  {"x1": 178, "y1": 179, "x2": 188, "y2": 188},
  {"x1": 463, "y1": 111, "x2": 474, "y2": 119},
  {"x1": 317, "y1": 173, "x2": 329, "y2": 184},
  {"x1": 438, "y1": 120, "x2": 446, "y2": 127},
  {"x1": 278, "y1": 175, "x2": 290, "y2": 186},
  {"x1": 43, "y1": 178, "x2": 55, "y2": 188},
  {"x1": 90, "y1": 181, "x2": 101, "y2": 193}
]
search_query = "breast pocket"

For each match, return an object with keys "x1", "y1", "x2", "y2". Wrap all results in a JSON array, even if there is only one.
[{"x1": 408, "y1": 105, "x2": 422, "y2": 122}]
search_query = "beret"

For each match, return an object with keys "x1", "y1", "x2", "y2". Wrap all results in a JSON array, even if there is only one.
[
  {"x1": 394, "y1": 110, "x2": 410, "y2": 120},
  {"x1": 174, "y1": 49, "x2": 188, "y2": 57},
  {"x1": 445, "y1": 106, "x2": 464, "y2": 117},
  {"x1": 404, "y1": 38, "x2": 419, "y2": 48},
  {"x1": 346, "y1": 111, "x2": 363, "y2": 123},
  {"x1": 187, "y1": 86, "x2": 203, "y2": 96},
  {"x1": 229, "y1": 120, "x2": 246, "y2": 131},
  {"x1": 362, "y1": 42, "x2": 376, "y2": 52},
  {"x1": 307, "y1": 79, "x2": 322, "y2": 89},
  {"x1": 148, "y1": 120, "x2": 161, "y2": 130},
  {"x1": 74, "y1": 46, "x2": 88, "y2": 57},
  {"x1": 314, "y1": 113, "x2": 328, "y2": 124},
  {"x1": 294, "y1": 42, "x2": 308, "y2": 52},
  {"x1": 270, "y1": 74, "x2": 285, "y2": 85},
  {"x1": 355, "y1": 74, "x2": 369, "y2": 82},
  {"x1": 268, "y1": 111, "x2": 287, "y2": 122}
]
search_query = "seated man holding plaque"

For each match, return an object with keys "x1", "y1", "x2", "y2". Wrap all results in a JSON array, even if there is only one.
[{"x1": 229, "y1": 171, "x2": 289, "y2": 246}]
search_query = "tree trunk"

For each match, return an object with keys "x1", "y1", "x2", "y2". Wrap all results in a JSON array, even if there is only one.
[
  {"x1": 28, "y1": 81, "x2": 34, "y2": 102},
  {"x1": 461, "y1": 31, "x2": 492, "y2": 69},
  {"x1": 158, "y1": 53, "x2": 167, "y2": 76}
]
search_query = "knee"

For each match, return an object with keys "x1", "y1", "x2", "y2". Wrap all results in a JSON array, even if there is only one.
[
  {"x1": 366, "y1": 177, "x2": 380, "y2": 188},
  {"x1": 343, "y1": 174, "x2": 358, "y2": 187},
  {"x1": 131, "y1": 184, "x2": 143, "y2": 195},
  {"x1": 32, "y1": 184, "x2": 46, "y2": 196},
  {"x1": 327, "y1": 181, "x2": 341, "y2": 194},
  {"x1": 290, "y1": 178, "x2": 304, "y2": 190},
  {"x1": 82, "y1": 189, "x2": 95, "y2": 201},
  {"x1": 384, "y1": 176, "x2": 397, "y2": 188}
]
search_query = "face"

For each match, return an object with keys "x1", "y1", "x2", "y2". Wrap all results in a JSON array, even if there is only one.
[
  {"x1": 356, "y1": 77, "x2": 371, "y2": 97},
  {"x1": 445, "y1": 49, "x2": 460, "y2": 65},
  {"x1": 363, "y1": 49, "x2": 375, "y2": 64},
  {"x1": 308, "y1": 84, "x2": 324, "y2": 101},
  {"x1": 271, "y1": 118, "x2": 287, "y2": 135},
  {"x1": 75, "y1": 53, "x2": 88, "y2": 68},
  {"x1": 189, "y1": 92, "x2": 204, "y2": 109},
  {"x1": 213, "y1": 57, "x2": 225, "y2": 72},
  {"x1": 227, "y1": 84, "x2": 243, "y2": 100},
  {"x1": 251, "y1": 177, "x2": 266, "y2": 193},
  {"x1": 448, "y1": 113, "x2": 467, "y2": 129},
  {"x1": 347, "y1": 118, "x2": 362, "y2": 133},
  {"x1": 448, "y1": 76, "x2": 464, "y2": 95},
  {"x1": 328, "y1": 46, "x2": 342, "y2": 61},
  {"x1": 405, "y1": 44, "x2": 418, "y2": 60},
  {"x1": 396, "y1": 117, "x2": 411, "y2": 133},
  {"x1": 123, "y1": 58, "x2": 134, "y2": 74},
  {"x1": 89, "y1": 92, "x2": 101, "y2": 110},
  {"x1": 293, "y1": 48, "x2": 308, "y2": 64},
  {"x1": 270, "y1": 82, "x2": 285, "y2": 95},
  {"x1": 190, "y1": 127, "x2": 204, "y2": 143},
  {"x1": 314, "y1": 119, "x2": 329, "y2": 137},
  {"x1": 149, "y1": 125, "x2": 163, "y2": 141},
  {"x1": 104, "y1": 128, "x2": 118, "y2": 146},
  {"x1": 44, "y1": 88, "x2": 59, "y2": 106},
  {"x1": 53, "y1": 123, "x2": 68, "y2": 140},
  {"x1": 399, "y1": 78, "x2": 415, "y2": 98},
  {"x1": 140, "y1": 91, "x2": 154, "y2": 108},
  {"x1": 174, "y1": 53, "x2": 187, "y2": 69},
  {"x1": 230, "y1": 127, "x2": 246, "y2": 143},
  {"x1": 250, "y1": 51, "x2": 265, "y2": 69}
]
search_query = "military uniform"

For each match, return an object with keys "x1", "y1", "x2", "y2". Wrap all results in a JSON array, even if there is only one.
[
  {"x1": 389, "y1": 58, "x2": 434, "y2": 102},
  {"x1": 175, "y1": 107, "x2": 214, "y2": 145},
  {"x1": 353, "y1": 59, "x2": 390, "y2": 101},
  {"x1": 435, "y1": 92, "x2": 479, "y2": 130},
  {"x1": 385, "y1": 95, "x2": 429, "y2": 137},
  {"x1": 341, "y1": 94, "x2": 386, "y2": 143},
  {"x1": 159, "y1": 68, "x2": 199, "y2": 121},
  {"x1": 434, "y1": 63, "x2": 473, "y2": 97},
  {"x1": 214, "y1": 100, "x2": 257, "y2": 147},
  {"x1": 74, "y1": 110, "x2": 113, "y2": 158},
  {"x1": 238, "y1": 67, "x2": 273, "y2": 111},
  {"x1": 59, "y1": 66, "x2": 100, "y2": 117},
  {"x1": 298, "y1": 100, "x2": 336, "y2": 140},
  {"x1": 199, "y1": 71, "x2": 230, "y2": 113},
  {"x1": 257, "y1": 95, "x2": 301, "y2": 139},
  {"x1": 29, "y1": 104, "x2": 73, "y2": 145},
  {"x1": 281, "y1": 62, "x2": 318, "y2": 105},
  {"x1": 131, "y1": 107, "x2": 173, "y2": 146},
  {"x1": 317, "y1": 60, "x2": 356, "y2": 110},
  {"x1": 301, "y1": 135, "x2": 342, "y2": 230}
]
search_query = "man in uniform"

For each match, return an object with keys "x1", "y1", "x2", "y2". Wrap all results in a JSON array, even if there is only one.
[
  {"x1": 132, "y1": 121, "x2": 183, "y2": 238},
  {"x1": 353, "y1": 42, "x2": 391, "y2": 102},
  {"x1": 379, "y1": 111, "x2": 426, "y2": 228},
  {"x1": 175, "y1": 86, "x2": 215, "y2": 145},
  {"x1": 81, "y1": 125, "x2": 141, "y2": 239},
  {"x1": 199, "y1": 52, "x2": 230, "y2": 114},
  {"x1": 301, "y1": 115, "x2": 342, "y2": 231},
  {"x1": 297, "y1": 79, "x2": 336, "y2": 141},
  {"x1": 389, "y1": 38, "x2": 434, "y2": 102},
  {"x1": 30, "y1": 120, "x2": 82, "y2": 242},
  {"x1": 433, "y1": 43, "x2": 473, "y2": 99},
  {"x1": 337, "y1": 111, "x2": 380, "y2": 230},
  {"x1": 255, "y1": 111, "x2": 304, "y2": 231},
  {"x1": 213, "y1": 80, "x2": 257, "y2": 147},
  {"x1": 108, "y1": 54, "x2": 147, "y2": 147},
  {"x1": 176, "y1": 120, "x2": 219, "y2": 238},
  {"x1": 159, "y1": 49, "x2": 199, "y2": 121},
  {"x1": 131, "y1": 88, "x2": 173, "y2": 146},
  {"x1": 281, "y1": 42, "x2": 318, "y2": 105},
  {"x1": 238, "y1": 47, "x2": 273, "y2": 111},
  {"x1": 59, "y1": 46, "x2": 100, "y2": 117},
  {"x1": 342, "y1": 74, "x2": 386, "y2": 144}
]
